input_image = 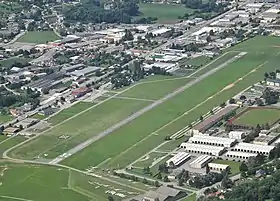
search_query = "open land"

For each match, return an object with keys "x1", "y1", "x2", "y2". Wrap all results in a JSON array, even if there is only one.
[
  {"x1": 48, "y1": 102, "x2": 95, "y2": 125},
  {"x1": 10, "y1": 98, "x2": 149, "y2": 160},
  {"x1": 10, "y1": 52, "x2": 239, "y2": 161},
  {"x1": 60, "y1": 36, "x2": 280, "y2": 171},
  {"x1": 0, "y1": 136, "x2": 26, "y2": 156},
  {"x1": 133, "y1": 152, "x2": 167, "y2": 168},
  {"x1": 233, "y1": 108, "x2": 280, "y2": 127},
  {"x1": 17, "y1": 31, "x2": 60, "y2": 44},
  {"x1": 0, "y1": 163, "x2": 143, "y2": 201},
  {"x1": 212, "y1": 159, "x2": 241, "y2": 175},
  {"x1": 0, "y1": 115, "x2": 13, "y2": 124},
  {"x1": 137, "y1": 3, "x2": 194, "y2": 23},
  {"x1": 0, "y1": 57, "x2": 31, "y2": 68}
]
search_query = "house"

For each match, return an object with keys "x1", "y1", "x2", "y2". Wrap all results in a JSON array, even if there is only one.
[
  {"x1": 71, "y1": 87, "x2": 92, "y2": 98},
  {"x1": 123, "y1": 186, "x2": 187, "y2": 201},
  {"x1": 3, "y1": 127, "x2": 20, "y2": 135},
  {"x1": 9, "y1": 108, "x2": 22, "y2": 117},
  {"x1": 266, "y1": 78, "x2": 280, "y2": 87},
  {"x1": 38, "y1": 107, "x2": 55, "y2": 116}
]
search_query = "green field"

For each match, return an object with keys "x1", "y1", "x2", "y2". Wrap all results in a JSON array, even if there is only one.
[
  {"x1": 61, "y1": 36, "x2": 280, "y2": 170},
  {"x1": 48, "y1": 102, "x2": 94, "y2": 125},
  {"x1": 233, "y1": 108, "x2": 280, "y2": 127},
  {"x1": 182, "y1": 193, "x2": 196, "y2": 201},
  {"x1": 31, "y1": 113, "x2": 46, "y2": 120},
  {"x1": 212, "y1": 159, "x2": 241, "y2": 175},
  {"x1": 184, "y1": 56, "x2": 212, "y2": 67},
  {"x1": 10, "y1": 98, "x2": 149, "y2": 160},
  {"x1": 118, "y1": 77, "x2": 193, "y2": 100},
  {"x1": 17, "y1": 31, "x2": 60, "y2": 44},
  {"x1": 133, "y1": 152, "x2": 166, "y2": 168},
  {"x1": 0, "y1": 136, "x2": 26, "y2": 157},
  {"x1": 0, "y1": 115, "x2": 12, "y2": 124},
  {"x1": 0, "y1": 57, "x2": 31, "y2": 68},
  {"x1": 0, "y1": 163, "x2": 141, "y2": 201},
  {"x1": 137, "y1": 3, "x2": 194, "y2": 23}
]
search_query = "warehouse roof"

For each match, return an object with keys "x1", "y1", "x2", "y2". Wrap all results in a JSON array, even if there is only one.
[
  {"x1": 190, "y1": 155, "x2": 212, "y2": 166},
  {"x1": 166, "y1": 152, "x2": 190, "y2": 166},
  {"x1": 189, "y1": 134, "x2": 237, "y2": 147},
  {"x1": 180, "y1": 142, "x2": 225, "y2": 156},
  {"x1": 208, "y1": 163, "x2": 229, "y2": 170},
  {"x1": 194, "y1": 105, "x2": 238, "y2": 132},
  {"x1": 233, "y1": 142, "x2": 275, "y2": 153},
  {"x1": 70, "y1": 66, "x2": 101, "y2": 77},
  {"x1": 225, "y1": 151, "x2": 258, "y2": 158}
]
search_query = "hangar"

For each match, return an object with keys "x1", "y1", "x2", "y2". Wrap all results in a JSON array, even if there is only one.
[{"x1": 180, "y1": 142, "x2": 226, "y2": 156}]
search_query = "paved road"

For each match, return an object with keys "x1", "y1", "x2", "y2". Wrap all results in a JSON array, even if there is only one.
[{"x1": 49, "y1": 51, "x2": 246, "y2": 165}]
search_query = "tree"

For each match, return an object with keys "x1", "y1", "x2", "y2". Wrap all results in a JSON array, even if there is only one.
[
  {"x1": 154, "y1": 180, "x2": 160, "y2": 187},
  {"x1": 229, "y1": 98, "x2": 236, "y2": 104},
  {"x1": 157, "y1": 172, "x2": 162, "y2": 180},
  {"x1": 108, "y1": 195, "x2": 114, "y2": 201},
  {"x1": 199, "y1": 115, "x2": 204, "y2": 121},
  {"x1": 239, "y1": 162, "x2": 248, "y2": 172},
  {"x1": 206, "y1": 35, "x2": 212, "y2": 43},
  {"x1": 178, "y1": 178, "x2": 184, "y2": 186},
  {"x1": 158, "y1": 163, "x2": 168, "y2": 174},
  {"x1": 163, "y1": 175, "x2": 169, "y2": 182},
  {"x1": 209, "y1": 29, "x2": 214, "y2": 36},
  {"x1": 19, "y1": 125, "x2": 23, "y2": 130},
  {"x1": 206, "y1": 164, "x2": 210, "y2": 174}
]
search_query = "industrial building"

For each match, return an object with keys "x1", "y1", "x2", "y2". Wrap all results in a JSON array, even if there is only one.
[
  {"x1": 190, "y1": 155, "x2": 212, "y2": 169},
  {"x1": 193, "y1": 105, "x2": 238, "y2": 133},
  {"x1": 232, "y1": 142, "x2": 275, "y2": 156},
  {"x1": 228, "y1": 131, "x2": 246, "y2": 140},
  {"x1": 208, "y1": 163, "x2": 229, "y2": 172},
  {"x1": 166, "y1": 152, "x2": 191, "y2": 167},
  {"x1": 224, "y1": 151, "x2": 258, "y2": 161},
  {"x1": 188, "y1": 134, "x2": 237, "y2": 147},
  {"x1": 14, "y1": 118, "x2": 39, "y2": 129},
  {"x1": 180, "y1": 142, "x2": 226, "y2": 156},
  {"x1": 70, "y1": 66, "x2": 101, "y2": 78},
  {"x1": 71, "y1": 87, "x2": 92, "y2": 98},
  {"x1": 253, "y1": 134, "x2": 278, "y2": 146}
]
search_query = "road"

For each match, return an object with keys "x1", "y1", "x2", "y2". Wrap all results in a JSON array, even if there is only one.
[{"x1": 48, "y1": 51, "x2": 246, "y2": 165}]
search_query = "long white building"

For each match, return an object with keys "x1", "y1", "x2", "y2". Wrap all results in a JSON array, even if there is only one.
[
  {"x1": 189, "y1": 134, "x2": 237, "y2": 147},
  {"x1": 166, "y1": 152, "x2": 191, "y2": 167},
  {"x1": 224, "y1": 151, "x2": 258, "y2": 161},
  {"x1": 232, "y1": 142, "x2": 275, "y2": 156},
  {"x1": 190, "y1": 155, "x2": 212, "y2": 168},
  {"x1": 208, "y1": 163, "x2": 229, "y2": 172},
  {"x1": 180, "y1": 142, "x2": 226, "y2": 156}
]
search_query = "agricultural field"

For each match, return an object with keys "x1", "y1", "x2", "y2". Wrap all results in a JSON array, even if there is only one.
[
  {"x1": 137, "y1": 3, "x2": 194, "y2": 23},
  {"x1": 17, "y1": 31, "x2": 60, "y2": 44},
  {"x1": 10, "y1": 98, "x2": 149, "y2": 160},
  {"x1": 233, "y1": 108, "x2": 280, "y2": 127},
  {"x1": 61, "y1": 36, "x2": 280, "y2": 171},
  {"x1": 212, "y1": 159, "x2": 241, "y2": 175},
  {"x1": 48, "y1": 102, "x2": 94, "y2": 125},
  {"x1": 0, "y1": 163, "x2": 142, "y2": 201}
]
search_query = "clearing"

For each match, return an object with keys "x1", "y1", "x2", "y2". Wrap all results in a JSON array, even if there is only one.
[
  {"x1": 137, "y1": 3, "x2": 194, "y2": 23},
  {"x1": 17, "y1": 31, "x2": 60, "y2": 44},
  {"x1": 233, "y1": 108, "x2": 280, "y2": 127}
]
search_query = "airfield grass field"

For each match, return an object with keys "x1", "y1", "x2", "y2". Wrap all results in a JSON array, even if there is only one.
[
  {"x1": 233, "y1": 108, "x2": 280, "y2": 127},
  {"x1": 17, "y1": 31, "x2": 60, "y2": 44},
  {"x1": 0, "y1": 163, "x2": 142, "y2": 201},
  {"x1": 0, "y1": 115, "x2": 13, "y2": 124},
  {"x1": 10, "y1": 98, "x2": 149, "y2": 160},
  {"x1": 180, "y1": 55, "x2": 211, "y2": 67},
  {"x1": 137, "y1": 3, "x2": 194, "y2": 23},
  {"x1": 61, "y1": 36, "x2": 280, "y2": 171},
  {"x1": 133, "y1": 152, "x2": 166, "y2": 168},
  {"x1": 118, "y1": 77, "x2": 193, "y2": 100},
  {"x1": 0, "y1": 136, "x2": 26, "y2": 156},
  {"x1": 48, "y1": 102, "x2": 94, "y2": 125}
]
